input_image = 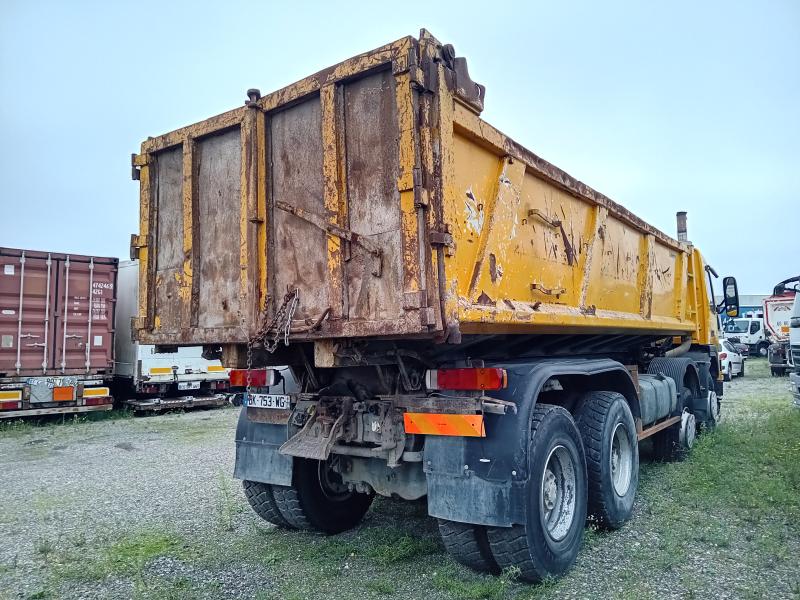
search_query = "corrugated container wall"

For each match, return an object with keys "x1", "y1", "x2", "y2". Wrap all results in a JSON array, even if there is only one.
[{"x1": 0, "y1": 248, "x2": 118, "y2": 378}]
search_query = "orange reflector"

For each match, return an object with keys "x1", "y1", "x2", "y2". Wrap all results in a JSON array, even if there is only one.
[
  {"x1": 53, "y1": 386, "x2": 75, "y2": 401},
  {"x1": 425, "y1": 368, "x2": 507, "y2": 391},
  {"x1": 0, "y1": 390, "x2": 22, "y2": 401},
  {"x1": 82, "y1": 387, "x2": 110, "y2": 398},
  {"x1": 149, "y1": 367, "x2": 173, "y2": 375},
  {"x1": 207, "y1": 365, "x2": 226, "y2": 372},
  {"x1": 403, "y1": 413, "x2": 485, "y2": 437}
]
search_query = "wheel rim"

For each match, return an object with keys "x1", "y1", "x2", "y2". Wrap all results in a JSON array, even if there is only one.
[
  {"x1": 610, "y1": 422, "x2": 633, "y2": 496},
  {"x1": 708, "y1": 391, "x2": 720, "y2": 422},
  {"x1": 317, "y1": 460, "x2": 352, "y2": 501},
  {"x1": 540, "y1": 445, "x2": 577, "y2": 541}
]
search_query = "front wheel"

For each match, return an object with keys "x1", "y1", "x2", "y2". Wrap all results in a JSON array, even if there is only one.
[
  {"x1": 575, "y1": 392, "x2": 638, "y2": 529},
  {"x1": 487, "y1": 404, "x2": 587, "y2": 582}
]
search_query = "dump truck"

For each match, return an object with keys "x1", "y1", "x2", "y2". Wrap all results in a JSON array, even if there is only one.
[
  {"x1": 765, "y1": 276, "x2": 799, "y2": 376},
  {"x1": 130, "y1": 30, "x2": 740, "y2": 581},
  {"x1": 0, "y1": 247, "x2": 116, "y2": 419},
  {"x1": 113, "y1": 260, "x2": 230, "y2": 412}
]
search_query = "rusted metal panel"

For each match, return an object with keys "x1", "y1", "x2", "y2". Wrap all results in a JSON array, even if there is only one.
[
  {"x1": 196, "y1": 128, "x2": 243, "y2": 329},
  {"x1": 152, "y1": 146, "x2": 184, "y2": 334},
  {"x1": 342, "y1": 70, "x2": 403, "y2": 322},
  {"x1": 269, "y1": 97, "x2": 330, "y2": 323},
  {"x1": 0, "y1": 248, "x2": 117, "y2": 377}
]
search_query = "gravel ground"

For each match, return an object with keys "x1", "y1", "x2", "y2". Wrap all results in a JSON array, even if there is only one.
[{"x1": 1, "y1": 360, "x2": 798, "y2": 600}]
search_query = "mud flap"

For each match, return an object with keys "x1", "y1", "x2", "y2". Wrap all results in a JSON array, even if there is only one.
[{"x1": 233, "y1": 408, "x2": 293, "y2": 486}]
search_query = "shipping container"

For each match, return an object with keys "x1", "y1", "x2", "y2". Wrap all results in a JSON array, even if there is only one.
[
  {"x1": 0, "y1": 247, "x2": 116, "y2": 418},
  {"x1": 114, "y1": 260, "x2": 229, "y2": 411},
  {"x1": 133, "y1": 30, "x2": 741, "y2": 582}
]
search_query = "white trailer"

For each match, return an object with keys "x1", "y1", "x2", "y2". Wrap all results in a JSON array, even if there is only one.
[
  {"x1": 764, "y1": 277, "x2": 799, "y2": 377},
  {"x1": 114, "y1": 261, "x2": 230, "y2": 411}
]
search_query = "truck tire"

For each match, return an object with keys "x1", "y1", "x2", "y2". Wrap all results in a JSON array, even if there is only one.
[
  {"x1": 242, "y1": 480, "x2": 291, "y2": 528},
  {"x1": 271, "y1": 457, "x2": 373, "y2": 534},
  {"x1": 574, "y1": 392, "x2": 638, "y2": 530},
  {"x1": 758, "y1": 343, "x2": 769, "y2": 357},
  {"x1": 438, "y1": 519, "x2": 500, "y2": 574},
  {"x1": 486, "y1": 404, "x2": 587, "y2": 582}
]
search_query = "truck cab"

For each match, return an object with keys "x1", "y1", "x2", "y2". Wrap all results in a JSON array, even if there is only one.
[{"x1": 723, "y1": 317, "x2": 768, "y2": 357}]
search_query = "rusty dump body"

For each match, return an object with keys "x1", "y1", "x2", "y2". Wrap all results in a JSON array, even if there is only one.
[{"x1": 132, "y1": 29, "x2": 714, "y2": 359}]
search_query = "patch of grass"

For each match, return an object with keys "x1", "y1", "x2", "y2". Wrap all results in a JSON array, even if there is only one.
[
  {"x1": 365, "y1": 577, "x2": 396, "y2": 595},
  {"x1": 53, "y1": 530, "x2": 187, "y2": 583},
  {"x1": 133, "y1": 575, "x2": 220, "y2": 600},
  {"x1": 34, "y1": 536, "x2": 55, "y2": 558},
  {"x1": 215, "y1": 471, "x2": 243, "y2": 532},
  {"x1": 433, "y1": 566, "x2": 519, "y2": 600},
  {"x1": 0, "y1": 409, "x2": 133, "y2": 438}
]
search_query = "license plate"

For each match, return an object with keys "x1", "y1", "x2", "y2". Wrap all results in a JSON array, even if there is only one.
[
  {"x1": 178, "y1": 381, "x2": 201, "y2": 391},
  {"x1": 246, "y1": 394, "x2": 290, "y2": 410}
]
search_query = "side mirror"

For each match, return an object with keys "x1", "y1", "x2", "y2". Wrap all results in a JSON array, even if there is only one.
[{"x1": 722, "y1": 276, "x2": 739, "y2": 317}]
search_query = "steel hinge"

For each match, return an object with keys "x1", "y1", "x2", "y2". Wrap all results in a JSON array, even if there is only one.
[
  {"x1": 130, "y1": 234, "x2": 146, "y2": 260},
  {"x1": 131, "y1": 153, "x2": 147, "y2": 181},
  {"x1": 429, "y1": 231, "x2": 454, "y2": 248}
]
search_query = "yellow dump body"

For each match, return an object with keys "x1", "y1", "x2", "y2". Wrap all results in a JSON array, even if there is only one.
[{"x1": 131, "y1": 30, "x2": 716, "y2": 350}]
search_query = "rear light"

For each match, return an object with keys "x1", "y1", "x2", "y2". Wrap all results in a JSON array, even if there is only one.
[
  {"x1": 426, "y1": 368, "x2": 508, "y2": 391},
  {"x1": 84, "y1": 396, "x2": 111, "y2": 406},
  {"x1": 0, "y1": 400, "x2": 21, "y2": 411},
  {"x1": 719, "y1": 352, "x2": 728, "y2": 360},
  {"x1": 229, "y1": 369, "x2": 277, "y2": 388}
]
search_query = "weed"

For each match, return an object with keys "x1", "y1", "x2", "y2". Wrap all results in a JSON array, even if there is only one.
[
  {"x1": 215, "y1": 470, "x2": 242, "y2": 532},
  {"x1": 365, "y1": 577, "x2": 396, "y2": 595},
  {"x1": 433, "y1": 565, "x2": 519, "y2": 600},
  {"x1": 34, "y1": 537, "x2": 54, "y2": 558}
]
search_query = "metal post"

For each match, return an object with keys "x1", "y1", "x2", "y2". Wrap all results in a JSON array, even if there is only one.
[
  {"x1": 14, "y1": 252, "x2": 26, "y2": 375},
  {"x1": 85, "y1": 258, "x2": 94, "y2": 372},
  {"x1": 61, "y1": 256, "x2": 70, "y2": 373},
  {"x1": 42, "y1": 254, "x2": 52, "y2": 374}
]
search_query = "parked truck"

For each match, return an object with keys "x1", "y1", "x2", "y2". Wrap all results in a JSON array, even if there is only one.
[
  {"x1": 113, "y1": 260, "x2": 230, "y2": 412},
  {"x1": 789, "y1": 293, "x2": 800, "y2": 407},
  {"x1": 722, "y1": 315, "x2": 769, "y2": 357},
  {"x1": 0, "y1": 247, "x2": 116, "y2": 419},
  {"x1": 765, "y1": 276, "x2": 799, "y2": 376},
  {"x1": 130, "y1": 30, "x2": 739, "y2": 581}
]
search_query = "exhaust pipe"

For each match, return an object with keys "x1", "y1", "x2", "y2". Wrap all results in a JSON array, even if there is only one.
[{"x1": 676, "y1": 211, "x2": 688, "y2": 242}]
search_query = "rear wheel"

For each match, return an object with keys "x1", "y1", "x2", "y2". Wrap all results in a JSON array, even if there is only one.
[
  {"x1": 723, "y1": 364, "x2": 732, "y2": 382},
  {"x1": 272, "y1": 457, "x2": 374, "y2": 534},
  {"x1": 575, "y1": 392, "x2": 638, "y2": 529},
  {"x1": 438, "y1": 519, "x2": 500, "y2": 574},
  {"x1": 487, "y1": 404, "x2": 587, "y2": 582},
  {"x1": 243, "y1": 480, "x2": 291, "y2": 528},
  {"x1": 738, "y1": 361, "x2": 745, "y2": 378}
]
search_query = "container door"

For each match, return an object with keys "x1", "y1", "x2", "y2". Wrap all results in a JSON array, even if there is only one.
[
  {"x1": 52, "y1": 257, "x2": 116, "y2": 374},
  {"x1": 0, "y1": 251, "x2": 53, "y2": 376},
  {"x1": 268, "y1": 68, "x2": 432, "y2": 338}
]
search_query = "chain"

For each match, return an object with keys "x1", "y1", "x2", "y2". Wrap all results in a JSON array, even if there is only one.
[{"x1": 245, "y1": 289, "x2": 299, "y2": 402}]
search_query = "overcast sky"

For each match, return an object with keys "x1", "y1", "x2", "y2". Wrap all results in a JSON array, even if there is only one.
[{"x1": 1, "y1": 0, "x2": 797, "y2": 294}]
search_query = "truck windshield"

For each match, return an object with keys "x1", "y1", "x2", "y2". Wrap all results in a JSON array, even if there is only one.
[{"x1": 724, "y1": 319, "x2": 749, "y2": 334}]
